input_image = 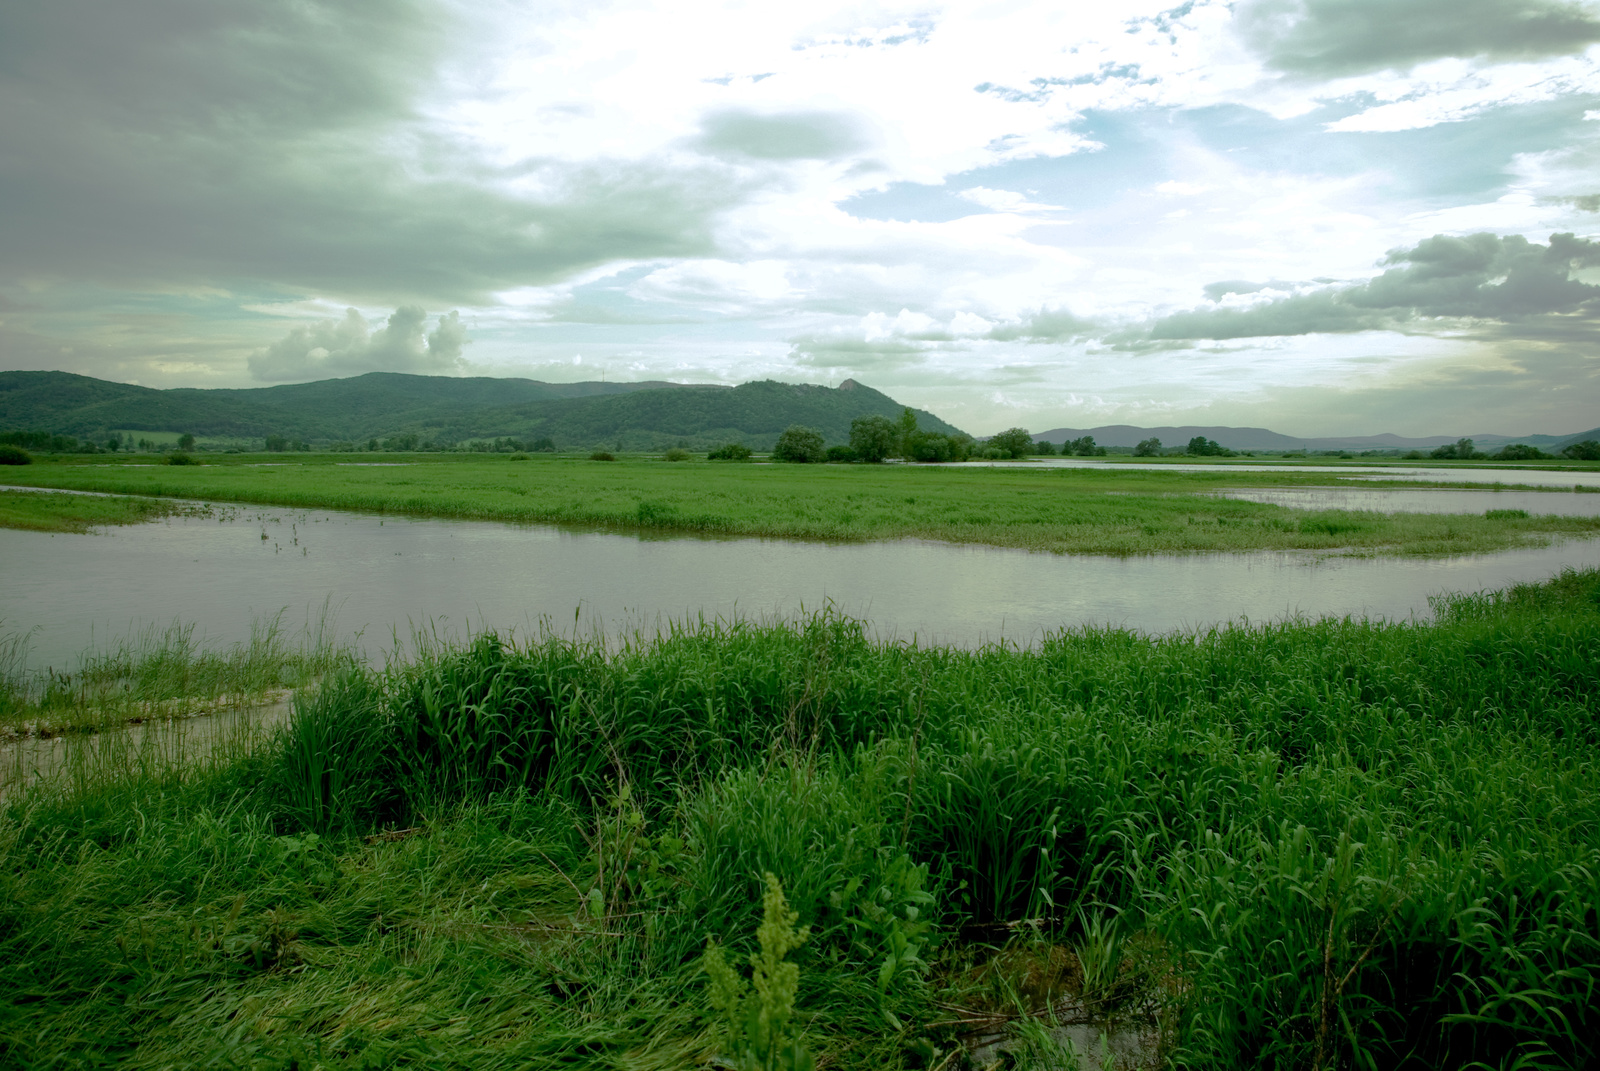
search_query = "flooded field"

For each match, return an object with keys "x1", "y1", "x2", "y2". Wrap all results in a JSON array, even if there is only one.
[
  {"x1": 5, "y1": 497, "x2": 1600, "y2": 669},
  {"x1": 1215, "y1": 486, "x2": 1600, "y2": 515}
]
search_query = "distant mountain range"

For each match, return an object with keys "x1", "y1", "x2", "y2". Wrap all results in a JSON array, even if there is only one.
[
  {"x1": 1032, "y1": 423, "x2": 1600, "y2": 453},
  {"x1": 0, "y1": 371, "x2": 963, "y2": 451}
]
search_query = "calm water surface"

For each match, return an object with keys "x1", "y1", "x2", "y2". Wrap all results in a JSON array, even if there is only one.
[
  {"x1": 1216, "y1": 487, "x2": 1600, "y2": 516},
  {"x1": 6, "y1": 501, "x2": 1600, "y2": 669},
  {"x1": 958, "y1": 459, "x2": 1600, "y2": 488}
]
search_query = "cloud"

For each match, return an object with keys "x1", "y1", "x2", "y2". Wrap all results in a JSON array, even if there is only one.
[
  {"x1": 956, "y1": 187, "x2": 1064, "y2": 213},
  {"x1": 986, "y1": 307, "x2": 1095, "y2": 341},
  {"x1": 696, "y1": 109, "x2": 869, "y2": 160},
  {"x1": 246, "y1": 307, "x2": 468, "y2": 382},
  {"x1": 1237, "y1": 0, "x2": 1600, "y2": 76},
  {"x1": 0, "y1": 0, "x2": 731, "y2": 305},
  {"x1": 787, "y1": 332, "x2": 928, "y2": 370},
  {"x1": 1145, "y1": 231, "x2": 1600, "y2": 340}
]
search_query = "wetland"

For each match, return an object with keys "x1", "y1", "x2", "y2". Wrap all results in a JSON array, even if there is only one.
[{"x1": 3, "y1": 453, "x2": 1599, "y2": 1069}]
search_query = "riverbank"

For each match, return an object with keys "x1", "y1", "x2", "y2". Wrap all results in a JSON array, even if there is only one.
[
  {"x1": 7, "y1": 453, "x2": 1600, "y2": 556},
  {"x1": 0, "y1": 487, "x2": 186, "y2": 532},
  {"x1": 3, "y1": 570, "x2": 1596, "y2": 1068}
]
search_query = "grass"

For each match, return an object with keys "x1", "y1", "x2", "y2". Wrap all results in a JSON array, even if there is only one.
[
  {"x1": 0, "y1": 488, "x2": 185, "y2": 532},
  {"x1": 4, "y1": 453, "x2": 1600, "y2": 557},
  {"x1": 2, "y1": 568, "x2": 1598, "y2": 1068},
  {"x1": 0, "y1": 610, "x2": 353, "y2": 738}
]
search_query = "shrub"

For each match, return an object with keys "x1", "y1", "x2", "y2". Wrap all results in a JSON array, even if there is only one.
[
  {"x1": 508, "y1": 452, "x2": 531, "y2": 461},
  {"x1": 530, "y1": 436, "x2": 557, "y2": 452},
  {"x1": 824, "y1": 444, "x2": 857, "y2": 462},
  {"x1": 589, "y1": 450, "x2": 616, "y2": 461},
  {"x1": 165, "y1": 452, "x2": 200, "y2": 465},
  {"x1": 664, "y1": 447, "x2": 691, "y2": 462},
  {"x1": 772, "y1": 425, "x2": 825, "y2": 463},
  {"x1": 0, "y1": 445, "x2": 32, "y2": 465},
  {"x1": 708, "y1": 443, "x2": 753, "y2": 461}
]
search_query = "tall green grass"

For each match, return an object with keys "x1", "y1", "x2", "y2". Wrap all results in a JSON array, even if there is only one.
[{"x1": 3, "y1": 571, "x2": 1598, "y2": 1067}]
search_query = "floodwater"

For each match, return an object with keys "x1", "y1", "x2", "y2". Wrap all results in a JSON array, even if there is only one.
[
  {"x1": 5, "y1": 498, "x2": 1600, "y2": 671},
  {"x1": 955, "y1": 458, "x2": 1600, "y2": 488},
  {"x1": 1, "y1": 697, "x2": 290, "y2": 795},
  {"x1": 1215, "y1": 486, "x2": 1600, "y2": 516}
]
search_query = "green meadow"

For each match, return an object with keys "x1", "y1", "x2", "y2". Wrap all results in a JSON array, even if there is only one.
[
  {"x1": 4, "y1": 452, "x2": 1600, "y2": 556},
  {"x1": 3, "y1": 569, "x2": 1598, "y2": 1068}
]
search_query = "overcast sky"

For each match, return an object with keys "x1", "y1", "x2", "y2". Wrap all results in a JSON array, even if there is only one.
[{"x1": 4, "y1": 0, "x2": 1600, "y2": 436}]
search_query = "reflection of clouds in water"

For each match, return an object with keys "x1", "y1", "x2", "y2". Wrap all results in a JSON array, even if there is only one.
[
  {"x1": 1218, "y1": 488, "x2": 1600, "y2": 517},
  {"x1": 4, "y1": 505, "x2": 1600, "y2": 670}
]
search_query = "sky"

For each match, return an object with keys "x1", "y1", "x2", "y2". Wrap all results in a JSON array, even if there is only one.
[{"x1": 4, "y1": 1, "x2": 1600, "y2": 437}]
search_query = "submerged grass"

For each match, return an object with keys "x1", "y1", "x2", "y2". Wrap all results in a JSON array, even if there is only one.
[
  {"x1": 3, "y1": 568, "x2": 1598, "y2": 1068},
  {"x1": 6, "y1": 453, "x2": 1600, "y2": 556},
  {"x1": 0, "y1": 609, "x2": 353, "y2": 738}
]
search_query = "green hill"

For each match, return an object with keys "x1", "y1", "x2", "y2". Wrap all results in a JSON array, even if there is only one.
[{"x1": 0, "y1": 371, "x2": 965, "y2": 450}]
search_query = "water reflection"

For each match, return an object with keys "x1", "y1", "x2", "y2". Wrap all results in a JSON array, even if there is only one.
[
  {"x1": 5, "y1": 504, "x2": 1600, "y2": 669},
  {"x1": 949, "y1": 458, "x2": 1600, "y2": 488},
  {"x1": 1216, "y1": 487, "x2": 1600, "y2": 516}
]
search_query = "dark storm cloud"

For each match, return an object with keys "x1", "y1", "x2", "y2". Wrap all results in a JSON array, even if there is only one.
[
  {"x1": 1146, "y1": 232, "x2": 1600, "y2": 340},
  {"x1": 0, "y1": 0, "x2": 730, "y2": 305},
  {"x1": 696, "y1": 109, "x2": 870, "y2": 160},
  {"x1": 1237, "y1": 0, "x2": 1600, "y2": 75}
]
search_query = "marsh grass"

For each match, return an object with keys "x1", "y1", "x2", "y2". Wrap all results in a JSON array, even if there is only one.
[
  {"x1": 2, "y1": 571, "x2": 1598, "y2": 1067},
  {"x1": 0, "y1": 609, "x2": 352, "y2": 738},
  {"x1": 0, "y1": 488, "x2": 185, "y2": 532},
  {"x1": 8, "y1": 454, "x2": 1600, "y2": 556}
]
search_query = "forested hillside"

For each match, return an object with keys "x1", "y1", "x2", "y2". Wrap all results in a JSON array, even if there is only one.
[{"x1": 0, "y1": 371, "x2": 963, "y2": 450}]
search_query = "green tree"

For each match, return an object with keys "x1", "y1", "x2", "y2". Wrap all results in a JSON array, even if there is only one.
[
  {"x1": 896, "y1": 407, "x2": 919, "y2": 458},
  {"x1": 906, "y1": 431, "x2": 954, "y2": 462},
  {"x1": 265, "y1": 434, "x2": 289, "y2": 452},
  {"x1": 772, "y1": 425, "x2": 825, "y2": 463},
  {"x1": 1186, "y1": 436, "x2": 1232, "y2": 457},
  {"x1": 709, "y1": 442, "x2": 754, "y2": 461},
  {"x1": 849, "y1": 415, "x2": 898, "y2": 463},
  {"x1": 1133, "y1": 437, "x2": 1162, "y2": 457},
  {"x1": 987, "y1": 427, "x2": 1034, "y2": 459},
  {"x1": 1562, "y1": 440, "x2": 1600, "y2": 460},
  {"x1": 1034, "y1": 439, "x2": 1057, "y2": 455},
  {"x1": 1494, "y1": 443, "x2": 1548, "y2": 460},
  {"x1": 1431, "y1": 437, "x2": 1481, "y2": 460},
  {"x1": 177, "y1": 433, "x2": 196, "y2": 451}
]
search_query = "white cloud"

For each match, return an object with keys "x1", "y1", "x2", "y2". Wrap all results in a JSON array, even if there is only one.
[{"x1": 247, "y1": 306, "x2": 469, "y2": 383}]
